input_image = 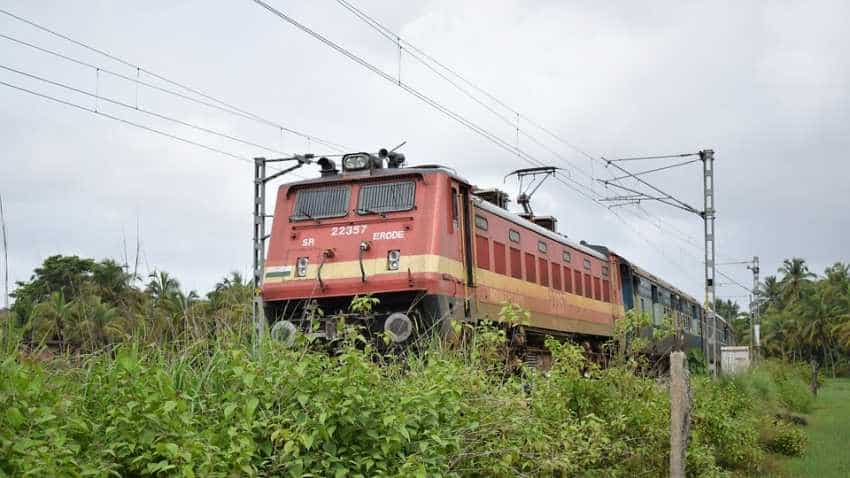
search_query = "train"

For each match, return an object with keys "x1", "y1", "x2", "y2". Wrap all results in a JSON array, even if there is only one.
[{"x1": 260, "y1": 150, "x2": 733, "y2": 366}]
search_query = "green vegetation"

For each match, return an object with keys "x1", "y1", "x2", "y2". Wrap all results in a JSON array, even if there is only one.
[
  {"x1": 0, "y1": 254, "x2": 835, "y2": 476},
  {"x1": 779, "y1": 379, "x2": 850, "y2": 477},
  {"x1": 734, "y1": 259, "x2": 850, "y2": 379}
]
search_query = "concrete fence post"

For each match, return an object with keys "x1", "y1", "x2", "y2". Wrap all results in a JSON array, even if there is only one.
[{"x1": 670, "y1": 351, "x2": 691, "y2": 478}]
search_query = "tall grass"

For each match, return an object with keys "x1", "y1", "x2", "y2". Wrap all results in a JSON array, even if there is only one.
[{"x1": 0, "y1": 325, "x2": 816, "y2": 477}]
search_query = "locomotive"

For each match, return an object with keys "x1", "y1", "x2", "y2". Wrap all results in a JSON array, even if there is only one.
[{"x1": 260, "y1": 150, "x2": 733, "y2": 364}]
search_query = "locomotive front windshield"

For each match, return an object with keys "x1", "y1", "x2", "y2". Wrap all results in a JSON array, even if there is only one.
[
  {"x1": 291, "y1": 185, "x2": 350, "y2": 220},
  {"x1": 357, "y1": 180, "x2": 415, "y2": 214}
]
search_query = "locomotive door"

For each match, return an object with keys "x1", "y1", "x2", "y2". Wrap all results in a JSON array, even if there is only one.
[{"x1": 459, "y1": 184, "x2": 475, "y2": 288}]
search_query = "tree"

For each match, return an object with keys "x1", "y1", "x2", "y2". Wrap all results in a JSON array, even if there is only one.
[
  {"x1": 146, "y1": 271, "x2": 180, "y2": 304},
  {"x1": 27, "y1": 291, "x2": 73, "y2": 350},
  {"x1": 778, "y1": 258, "x2": 815, "y2": 305},
  {"x1": 758, "y1": 275, "x2": 784, "y2": 311},
  {"x1": 11, "y1": 255, "x2": 96, "y2": 325}
]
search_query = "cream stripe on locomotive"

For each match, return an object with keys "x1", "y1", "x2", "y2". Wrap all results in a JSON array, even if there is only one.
[{"x1": 264, "y1": 254, "x2": 623, "y2": 317}]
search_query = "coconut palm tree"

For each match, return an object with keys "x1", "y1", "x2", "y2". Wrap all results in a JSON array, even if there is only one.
[
  {"x1": 758, "y1": 275, "x2": 784, "y2": 311},
  {"x1": 71, "y1": 296, "x2": 122, "y2": 351},
  {"x1": 28, "y1": 291, "x2": 73, "y2": 350},
  {"x1": 778, "y1": 258, "x2": 815, "y2": 304},
  {"x1": 146, "y1": 271, "x2": 180, "y2": 304}
]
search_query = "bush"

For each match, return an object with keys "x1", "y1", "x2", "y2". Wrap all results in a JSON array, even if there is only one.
[
  {"x1": 0, "y1": 326, "x2": 818, "y2": 477},
  {"x1": 766, "y1": 421, "x2": 808, "y2": 456}
]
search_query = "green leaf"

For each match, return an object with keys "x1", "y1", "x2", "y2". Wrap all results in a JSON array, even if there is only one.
[
  {"x1": 245, "y1": 397, "x2": 259, "y2": 418},
  {"x1": 5, "y1": 407, "x2": 24, "y2": 428},
  {"x1": 301, "y1": 432, "x2": 314, "y2": 450}
]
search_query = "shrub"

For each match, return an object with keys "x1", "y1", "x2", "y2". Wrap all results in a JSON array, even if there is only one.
[{"x1": 766, "y1": 421, "x2": 808, "y2": 457}]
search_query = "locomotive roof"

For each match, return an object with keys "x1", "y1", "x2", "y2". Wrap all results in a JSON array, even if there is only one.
[
  {"x1": 282, "y1": 164, "x2": 470, "y2": 189},
  {"x1": 473, "y1": 198, "x2": 608, "y2": 260}
]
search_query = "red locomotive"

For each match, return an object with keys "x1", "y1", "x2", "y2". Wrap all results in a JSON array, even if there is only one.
[{"x1": 261, "y1": 150, "x2": 732, "y2": 362}]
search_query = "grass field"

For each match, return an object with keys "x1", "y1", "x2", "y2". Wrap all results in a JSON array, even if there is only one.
[{"x1": 778, "y1": 378, "x2": 850, "y2": 477}]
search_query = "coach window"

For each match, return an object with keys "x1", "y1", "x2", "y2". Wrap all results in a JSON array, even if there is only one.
[
  {"x1": 583, "y1": 258, "x2": 592, "y2": 271},
  {"x1": 508, "y1": 229, "x2": 521, "y2": 243},
  {"x1": 475, "y1": 214, "x2": 488, "y2": 231},
  {"x1": 563, "y1": 251, "x2": 572, "y2": 263},
  {"x1": 593, "y1": 277, "x2": 602, "y2": 301},
  {"x1": 602, "y1": 265, "x2": 609, "y2": 277},
  {"x1": 584, "y1": 274, "x2": 593, "y2": 299},
  {"x1": 563, "y1": 266, "x2": 573, "y2": 293},
  {"x1": 537, "y1": 241, "x2": 548, "y2": 254}
]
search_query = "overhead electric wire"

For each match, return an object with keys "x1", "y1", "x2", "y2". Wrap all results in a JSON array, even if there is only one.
[
  {"x1": 0, "y1": 10, "x2": 351, "y2": 153},
  {"x1": 1, "y1": 79, "x2": 259, "y2": 164},
  {"x1": 716, "y1": 269, "x2": 752, "y2": 294},
  {"x1": 251, "y1": 0, "x2": 555, "y2": 171},
  {"x1": 0, "y1": 63, "x2": 301, "y2": 157},
  {"x1": 333, "y1": 0, "x2": 597, "y2": 181},
  {"x1": 333, "y1": 0, "x2": 598, "y2": 162},
  {"x1": 609, "y1": 153, "x2": 701, "y2": 162}
]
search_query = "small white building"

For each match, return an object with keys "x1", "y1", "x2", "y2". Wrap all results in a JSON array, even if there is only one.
[{"x1": 721, "y1": 346, "x2": 751, "y2": 375}]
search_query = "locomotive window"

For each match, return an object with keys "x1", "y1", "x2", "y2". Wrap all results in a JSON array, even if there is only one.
[
  {"x1": 537, "y1": 241, "x2": 548, "y2": 254},
  {"x1": 563, "y1": 266, "x2": 573, "y2": 293},
  {"x1": 524, "y1": 253, "x2": 537, "y2": 283},
  {"x1": 551, "y1": 262, "x2": 562, "y2": 290},
  {"x1": 357, "y1": 180, "x2": 415, "y2": 214},
  {"x1": 508, "y1": 229, "x2": 521, "y2": 243},
  {"x1": 292, "y1": 185, "x2": 351, "y2": 220},
  {"x1": 494, "y1": 241, "x2": 507, "y2": 275},
  {"x1": 475, "y1": 215, "x2": 489, "y2": 230},
  {"x1": 601, "y1": 265, "x2": 609, "y2": 277},
  {"x1": 563, "y1": 251, "x2": 572, "y2": 263},
  {"x1": 475, "y1": 235, "x2": 490, "y2": 270},
  {"x1": 583, "y1": 258, "x2": 592, "y2": 271},
  {"x1": 538, "y1": 258, "x2": 549, "y2": 287}
]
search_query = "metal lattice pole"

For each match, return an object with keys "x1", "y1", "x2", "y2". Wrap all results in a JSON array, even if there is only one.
[
  {"x1": 700, "y1": 150, "x2": 717, "y2": 376},
  {"x1": 749, "y1": 256, "x2": 760, "y2": 359},
  {"x1": 253, "y1": 158, "x2": 268, "y2": 350}
]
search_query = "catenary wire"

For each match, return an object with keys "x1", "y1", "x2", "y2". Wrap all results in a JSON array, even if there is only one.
[
  {"x1": 0, "y1": 11, "x2": 351, "y2": 153},
  {"x1": 0, "y1": 63, "x2": 298, "y2": 157},
  {"x1": 0, "y1": 78, "x2": 311, "y2": 180}
]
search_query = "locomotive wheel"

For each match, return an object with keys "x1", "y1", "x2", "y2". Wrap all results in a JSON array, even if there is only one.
[
  {"x1": 384, "y1": 312, "x2": 414, "y2": 343},
  {"x1": 270, "y1": 320, "x2": 297, "y2": 347}
]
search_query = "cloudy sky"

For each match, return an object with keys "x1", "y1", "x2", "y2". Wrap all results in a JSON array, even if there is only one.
[{"x1": 2, "y1": 0, "x2": 848, "y2": 306}]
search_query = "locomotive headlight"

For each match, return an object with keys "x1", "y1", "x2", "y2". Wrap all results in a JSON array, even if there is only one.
[
  {"x1": 387, "y1": 250, "x2": 401, "y2": 270},
  {"x1": 342, "y1": 153, "x2": 369, "y2": 171},
  {"x1": 296, "y1": 256, "x2": 309, "y2": 277}
]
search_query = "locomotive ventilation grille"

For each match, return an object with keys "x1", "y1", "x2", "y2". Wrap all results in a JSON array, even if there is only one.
[
  {"x1": 357, "y1": 180, "x2": 415, "y2": 214},
  {"x1": 292, "y1": 185, "x2": 351, "y2": 220}
]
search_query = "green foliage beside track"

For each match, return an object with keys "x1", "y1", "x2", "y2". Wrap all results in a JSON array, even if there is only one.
[
  {"x1": 0, "y1": 255, "x2": 824, "y2": 476},
  {"x1": 0, "y1": 329, "x2": 816, "y2": 477}
]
